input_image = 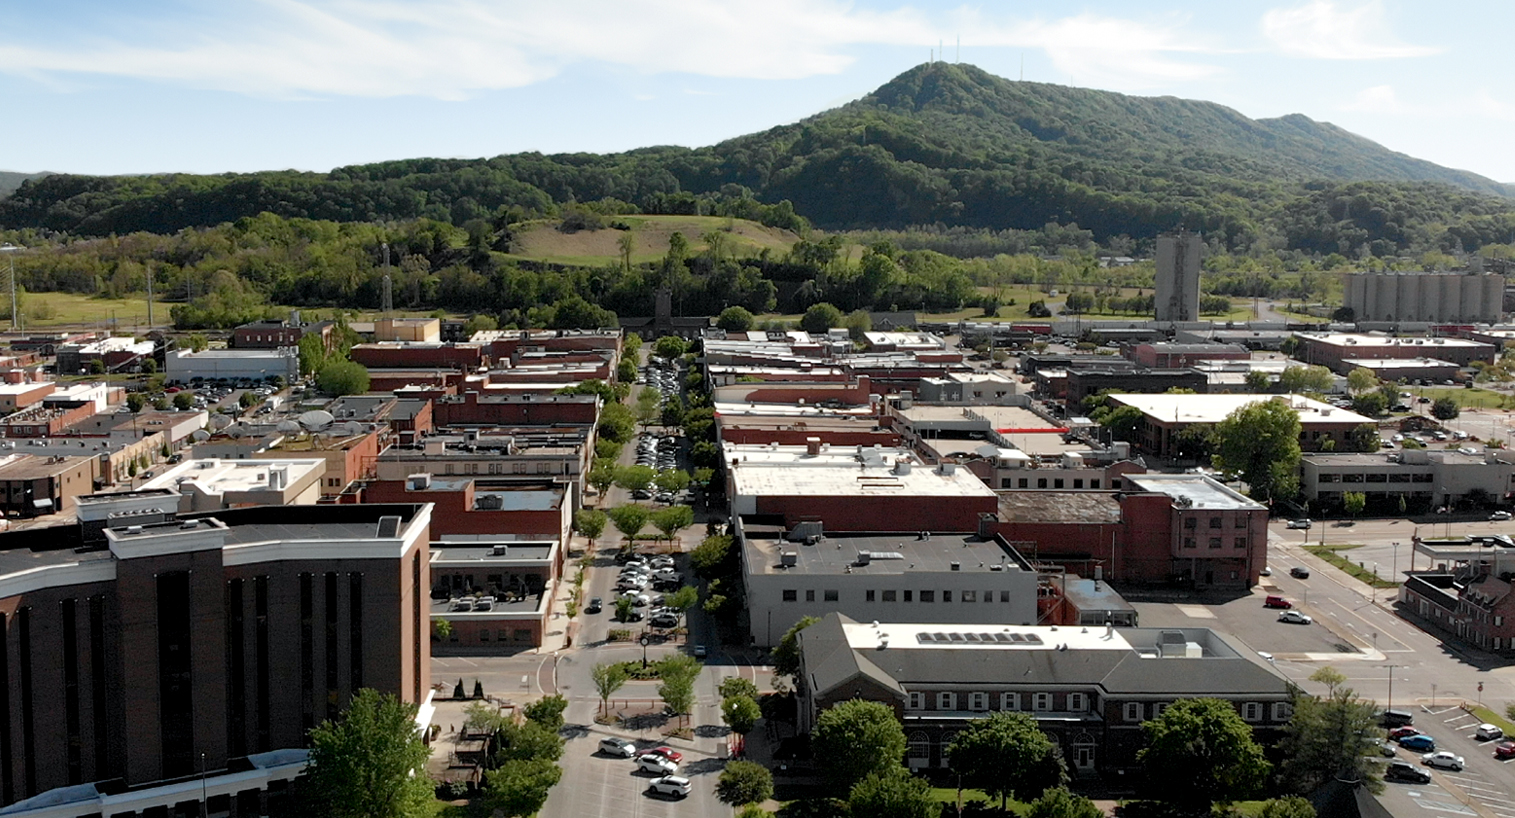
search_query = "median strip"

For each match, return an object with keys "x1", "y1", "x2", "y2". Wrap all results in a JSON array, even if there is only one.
[{"x1": 1303, "y1": 544, "x2": 1400, "y2": 589}]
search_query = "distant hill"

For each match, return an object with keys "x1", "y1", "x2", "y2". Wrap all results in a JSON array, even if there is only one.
[
  {"x1": 0, "y1": 171, "x2": 50, "y2": 198},
  {"x1": 2, "y1": 63, "x2": 1512, "y2": 256}
]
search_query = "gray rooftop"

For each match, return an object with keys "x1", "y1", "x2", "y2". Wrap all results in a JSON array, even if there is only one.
[{"x1": 742, "y1": 525, "x2": 1031, "y2": 576}]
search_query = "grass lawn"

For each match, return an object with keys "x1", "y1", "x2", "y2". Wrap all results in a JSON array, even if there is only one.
[
  {"x1": 1304, "y1": 544, "x2": 1399, "y2": 589},
  {"x1": 1466, "y1": 704, "x2": 1515, "y2": 736},
  {"x1": 1408, "y1": 386, "x2": 1512, "y2": 410},
  {"x1": 506, "y1": 215, "x2": 799, "y2": 266},
  {"x1": 928, "y1": 786, "x2": 1027, "y2": 815}
]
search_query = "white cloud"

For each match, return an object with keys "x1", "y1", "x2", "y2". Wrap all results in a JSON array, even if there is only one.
[
  {"x1": 1342, "y1": 84, "x2": 1408, "y2": 113},
  {"x1": 0, "y1": 0, "x2": 1224, "y2": 99},
  {"x1": 1261, "y1": 1, "x2": 1438, "y2": 60}
]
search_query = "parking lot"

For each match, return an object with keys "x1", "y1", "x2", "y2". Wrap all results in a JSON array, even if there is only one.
[
  {"x1": 1378, "y1": 707, "x2": 1515, "y2": 818},
  {"x1": 1129, "y1": 581, "x2": 1363, "y2": 659}
]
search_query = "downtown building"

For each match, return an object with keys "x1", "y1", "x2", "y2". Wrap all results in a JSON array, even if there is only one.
[{"x1": 0, "y1": 492, "x2": 433, "y2": 818}]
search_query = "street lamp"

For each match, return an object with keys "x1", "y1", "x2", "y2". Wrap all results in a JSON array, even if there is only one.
[{"x1": 1385, "y1": 664, "x2": 1397, "y2": 712}]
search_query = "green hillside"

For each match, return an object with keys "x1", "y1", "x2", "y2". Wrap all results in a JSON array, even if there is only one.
[{"x1": 3, "y1": 63, "x2": 1513, "y2": 258}]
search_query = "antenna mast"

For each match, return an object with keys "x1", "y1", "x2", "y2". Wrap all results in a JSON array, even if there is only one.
[{"x1": 380, "y1": 242, "x2": 393, "y2": 316}]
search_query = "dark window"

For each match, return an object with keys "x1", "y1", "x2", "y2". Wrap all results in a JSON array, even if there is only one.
[
  {"x1": 823, "y1": 590, "x2": 838, "y2": 602},
  {"x1": 805, "y1": 590, "x2": 815, "y2": 602},
  {"x1": 1366, "y1": 474, "x2": 1387, "y2": 483},
  {"x1": 882, "y1": 590, "x2": 897, "y2": 602},
  {"x1": 1235, "y1": 538, "x2": 1247, "y2": 548},
  {"x1": 1184, "y1": 517, "x2": 1197, "y2": 529},
  {"x1": 1018, "y1": 478, "x2": 1028, "y2": 488},
  {"x1": 1037, "y1": 478, "x2": 1048, "y2": 488},
  {"x1": 350, "y1": 573, "x2": 364, "y2": 692},
  {"x1": 18, "y1": 608, "x2": 33, "y2": 796},
  {"x1": 920, "y1": 591, "x2": 935, "y2": 603},
  {"x1": 782, "y1": 590, "x2": 797, "y2": 601},
  {"x1": 904, "y1": 590, "x2": 913, "y2": 602},
  {"x1": 1210, "y1": 518, "x2": 1222, "y2": 529},
  {"x1": 1235, "y1": 517, "x2": 1247, "y2": 528},
  {"x1": 942, "y1": 590, "x2": 952, "y2": 602},
  {"x1": 1090, "y1": 480, "x2": 1100, "y2": 489},
  {"x1": 1000, "y1": 478, "x2": 1012, "y2": 489},
  {"x1": 62, "y1": 599, "x2": 81, "y2": 784},
  {"x1": 1112, "y1": 479, "x2": 1123, "y2": 489},
  {"x1": 227, "y1": 579, "x2": 246, "y2": 756},
  {"x1": 300, "y1": 573, "x2": 314, "y2": 732},
  {"x1": 1053, "y1": 479, "x2": 1064, "y2": 489},
  {"x1": 865, "y1": 590, "x2": 875, "y2": 602},
  {"x1": 157, "y1": 573, "x2": 194, "y2": 778},
  {"x1": 89, "y1": 597, "x2": 107, "y2": 779},
  {"x1": 1073, "y1": 479, "x2": 1083, "y2": 489},
  {"x1": 255, "y1": 576, "x2": 270, "y2": 751},
  {"x1": 1184, "y1": 537, "x2": 1196, "y2": 549},
  {"x1": 1209, "y1": 537, "x2": 1222, "y2": 549},
  {"x1": 325, "y1": 572, "x2": 339, "y2": 722},
  {"x1": 1000, "y1": 591, "x2": 1010, "y2": 602}
]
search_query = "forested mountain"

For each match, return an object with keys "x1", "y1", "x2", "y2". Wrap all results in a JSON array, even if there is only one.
[
  {"x1": 3, "y1": 63, "x2": 1514, "y2": 258},
  {"x1": 0, "y1": 172, "x2": 50, "y2": 199}
]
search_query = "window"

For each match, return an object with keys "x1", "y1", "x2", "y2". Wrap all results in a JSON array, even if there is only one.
[
  {"x1": 1184, "y1": 538, "x2": 1196, "y2": 549},
  {"x1": 1124, "y1": 702, "x2": 1143, "y2": 722},
  {"x1": 866, "y1": 590, "x2": 876, "y2": 602},
  {"x1": 983, "y1": 591, "x2": 994, "y2": 604},
  {"x1": 1210, "y1": 517, "x2": 1222, "y2": 529},
  {"x1": 1153, "y1": 703, "x2": 1169, "y2": 717},
  {"x1": 1019, "y1": 478, "x2": 1029, "y2": 489},
  {"x1": 1365, "y1": 474, "x2": 1387, "y2": 483},
  {"x1": 904, "y1": 591, "x2": 913, "y2": 602},
  {"x1": 465, "y1": 462, "x2": 478, "y2": 475},
  {"x1": 512, "y1": 462, "x2": 528, "y2": 474},
  {"x1": 1054, "y1": 479, "x2": 1064, "y2": 489},
  {"x1": 1001, "y1": 692, "x2": 1020, "y2": 710},
  {"x1": 920, "y1": 591, "x2": 934, "y2": 603},
  {"x1": 1000, "y1": 591, "x2": 1010, "y2": 602},
  {"x1": 1497, "y1": 615, "x2": 1504, "y2": 626},
  {"x1": 1111, "y1": 479, "x2": 1122, "y2": 489},
  {"x1": 937, "y1": 692, "x2": 957, "y2": 710},
  {"x1": 883, "y1": 590, "x2": 897, "y2": 602},
  {"x1": 1073, "y1": 479, "x2": 1084, "y2": 489},
  {"x1": 1184, "y1": 517, "x2": 1197, "y2": 530},
  {"x1": 1209, "y1": 537, "x2": 1222, "y2": 549},
  {"x1": 962, "y1": 591, "x2": 976, "y2": 603},
  {"x1": 805, "y1": 590, "x2": 816, "y2": 602},
  {"x1": 782, "y1": 590, "x2": 797, "y2": 602},
  {"x1": 1272, "y1": 702, "x2": 1292, "y2": 721},
  {"x1": 1068, "y1": 693, "x2": 1087, "y2": 712},
  {"x1": 909, "y1": 692, "x2": 924, "y2": 710},
  {"x1": 823, "y1": 590, "x2": 838, "y2": 602},
  {"x1": 1242, "y1": 702, "x2": 1262, "y2": 722},
  {"x1": 488, "y1": 463, "x2": 502, "y2": 474},
  {"x1": 480, "y1": 629, "x2": 489, "y2": 642},
  {"x1": 1235, "y1": 538, "x2": 1247, "y2": 548},
  {"x1": 1033, "y1": 692, "x2": 1053, "y2": 711},
  {"x1": 1001, "y1": 478, "x2": 1013, "y2": 489},
  {"x1": 1037, "y1": 478, "x2": 1048, "y2": 489},
  {"x1": 1235, "y1": 517, "x2": 1247, "y2": 528},
  {"x1": 942, "y1": 591, "x2": 952, "y2": 602},
  {"x1": 969, "y1": 692, "x2": 989, "y2": 711}
]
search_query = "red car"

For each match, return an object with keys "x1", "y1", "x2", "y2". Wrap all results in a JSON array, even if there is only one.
[
  {"x1": 647, "y1": 746, "x2": 683, "y2": 764},
  {"x1": 1389, "y1": 726, "x2": 1422, "y2": 741},
  {"x1": 1495, "y1": 741, "x2": 1515, "y2": 760}
]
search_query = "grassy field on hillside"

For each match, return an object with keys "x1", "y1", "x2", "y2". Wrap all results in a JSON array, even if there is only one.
[{"x1": 506, "y1": 215, "x2": 800, "y2": 266}]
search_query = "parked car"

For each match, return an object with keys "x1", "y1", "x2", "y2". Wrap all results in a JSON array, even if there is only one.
[
  {"x1": 1264, "y1": 596, "x2": 1292, "y2": 609},
  {"x1": 1475, "y1": 723, "x2": 1504, "y2": 741},
  {"x1": 1422, "y1": 751, "x2": 1465, "y2": 771},
  {"x1": 586, "y1": 597, "x2": 603, "y2": 614},
  {"x1": 1290, "y1": 567, "x2": 1311, "y2": 579},
  {"x1": 648, "y1": 775, "x2": 691, "y2": 798},
  {"x1": 1382, "y1": 710, "x2": 1415, "y2": 728},
  {"x1": 1260, "y1": 566, "x2": 1272, "y2": 576},
  {"x1": 1491, "y1": 511, "x2": 1512, "y2": 521},
  {"x1": 1399, "y1": 734, "x2": 1436, "y2": 752},
  {"x1": 1376, "y1": 740, "x2": 1397, "y2": 757},
  {"x1": 1388, "y1": 726, "x2": 1422, "y2": 740},
  {"x1": 599, "y1": 737, "x2": 637, "y2": 757},
  {"x1": 693, "y1": 644, "x2": 707, "y2": 658},
  {"x1": 649, "y1": 613, "x2": 679, "y2": 628},
  {"x1": 1278, "y1": 610, "x2": 1313, "y2": 625},
  {"x1": 1494, "y1": 741, "x2": 1515, "y2": 760},
  {"x1": 636, "y1": 754, "x2": 679, "y2": 775},
  {"x1": 646, "y1": 746, "x2": 684, "y2": 764},
  {"x1": 1286, "y1": 519, "x2": 1312, "y2": 530},
  {"x1": 1385, "y1": 760, "x2": 1432, "y2": 783}
]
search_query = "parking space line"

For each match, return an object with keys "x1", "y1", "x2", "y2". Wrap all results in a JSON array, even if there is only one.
[{"x1": 1417, "y1": 800, "x2": 1477, "y2": 815}]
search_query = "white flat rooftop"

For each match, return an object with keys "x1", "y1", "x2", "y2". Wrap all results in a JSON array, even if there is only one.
[
  {"x1": 141, "y1": 458, "x2": 325, "y2": 493},
  {"x1": 725, "y1": 443, "x2": 995, "y2": 498},
  {"x1": 1123, "y1": 474, "x2": 1265, "y2": 511},
  {"x1": 842, "y1": 620, "x2": 1134, "y2": 652},
  {"x1": 1108, "y1": 393, "x2": 1372, "y2": 425},
  {"x1": 1298, "y1": 333, "x2": 1490, "y2": 349},
  {"x1": 1341, "y1": 357, "x2": 1457, "y2": 369}
]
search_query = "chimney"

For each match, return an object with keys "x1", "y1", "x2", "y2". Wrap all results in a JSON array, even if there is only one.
[{"x1": 805, "y1": 437, "x2": 821, "y2": 456}]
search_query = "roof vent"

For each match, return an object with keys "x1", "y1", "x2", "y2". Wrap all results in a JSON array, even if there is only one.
[{"x1": 780, "y1": 552, "x2": 798, "y2": 567}]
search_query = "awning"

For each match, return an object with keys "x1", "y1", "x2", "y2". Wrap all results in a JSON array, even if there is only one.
[{"x1": 31, "y1": 498, "x2": 53, "y2": 510}]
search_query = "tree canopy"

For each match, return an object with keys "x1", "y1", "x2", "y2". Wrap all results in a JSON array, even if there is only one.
[
  {"x1": 1137, "y1": 698, "x2": 1271, "y2": 810},
  {"x1": 300, "y1": 689, "x2": 434, "y2": 818},
  {"x1": 812, "y1": 699, "x2": 908, "y2": 792},
  {"x1": 947, "y1": 712, "x2": 1066, "y2": 810},
  {"x1": 1214, "y1": 399, "x2": 1303, "y2": 502}
]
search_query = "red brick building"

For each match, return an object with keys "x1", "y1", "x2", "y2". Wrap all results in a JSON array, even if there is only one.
[
  {"x1": 431, "y1": 392, "x2": 599, "y2": 427},
  {"x1": 1126, "y1": 342, "x2": 1249, "y2": 368},
  {"x1": 0, "y1": 498, "x2": 432, "y2": 816},
  {"x1": 349, "y1": 343, "x2": 483, "y2": 370}
]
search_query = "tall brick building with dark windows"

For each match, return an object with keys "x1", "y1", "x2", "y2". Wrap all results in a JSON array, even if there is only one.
[{"x1": 0, "y1": 493, "x2": 433, "y2": 817}]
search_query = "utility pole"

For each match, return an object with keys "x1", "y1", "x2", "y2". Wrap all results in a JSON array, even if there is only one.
[{"x1": 146, "y1": 263, "x2": 154, "y2": 328}]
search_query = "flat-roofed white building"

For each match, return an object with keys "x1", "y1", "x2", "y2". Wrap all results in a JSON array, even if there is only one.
[
  {"x1": 139, "y1": 457, "x2": 327, "y2": 511},
  {"x1": 1106, "y1": 393, "x2": 1373, "y2": 457},
  {"x1": 1294, "y1": 332, "x2": 1496, "y2": 373}
]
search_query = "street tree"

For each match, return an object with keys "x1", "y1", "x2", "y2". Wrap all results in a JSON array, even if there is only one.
[
  {"x1": 846, "y1": 768, "x2": 937, "y2": 818},
  {"x1": 1348, "y1": 423, "x2": 1381, "y2": 453},
  {"x1": 523, "y1": 694, "x2": 567, "y2": 731},
  {"x1": 1260, "y1": 797, "x2": 1317, "y2": 818},
  {"x1": 1214, "y1": 399, "x2": 1302, "y2": 502},
  {"x1": 614, "y1": 595, "x2": 636, "y2": 622},
  {"x1": 664, "y1": 585, "x2": 698, "y2": 625},
  {"x1": 614, "y1": 465, "x2": 656, "y2": 493},
  {"x1": 719, "y1": 677, "x2": 760, "y2": 701},
  {"x1": 486, "y1": 756, "x2": 562, "y2": 818},
  {"x1": 574, "y1": 508, "x2": 607, "y2": 541},
  {"x1": 587, "y1": 462, "x2": 617, "y2": 499},
  {"x1": 722, "y1": 694, "x2": 762, "y2": 736},
  {"x1": 1099, "y1": 405, "x2": 1145, "y2": 443},
  {"x1": 651, "y1": 505, "x2": 694, "y2": 550},
  {"x1": 717, "y1": 760, "x2": 774, "y2": 806},
  {"x1": 654, "y1": 335, "x2": 689, "y2": 360},
  {"x1": 1277, "y1": 667, "x2": 1382, "y2": 794},
  {"x1": 300, "y1": 689, "x2": 434, "y2": 818},
  {"x1": 1432, "y1": 397, "x2": 1461, "y2": 420},
  {"x1": 1352, "y1": 391, "x2": 1387, "y2": 417},
  {"x1": 1347, "y1": 367, "x2": 1379, "y2": 394},
  {"x1": 1137, "y1": 698, "x2": 1271, "y2": 811},
  {"x1": 317, "y1": 360, "x2": 370, "y2": 396},
  {"x1": 173, "y1": 391, "x2": 196, "y2": 410},
  {"x1": 655, "y1": 468, "x2": 691, "y2": 493},
  {"x1": 1244, "y1": 370, "x2": 1271, "y2": 392},
  {"x1": 813, "y1": 699, "x2": 908, "y2": 792},
  {"x1": 1278, "y1": 365, "x2": 1334, "y2": 394},
  {"x1": 772, "y1": 615, "x2": 820, "y2": 677},
  {"x1": 947, "y1": 711, "x2": 1066, "y2": 811},
  {"x1": 1028, "y1": 788, "x2": 1104, "y2": 818},
  {"x1": 800, "y1": 302, "x2": 844, "y2": 334},
  {"x1": 691, "y1": 534, "x2": 734, "y2": 578},
  {"x1": 494, "y1": 720, "x2": 564, "y2": 765},
  {"x1": 608, "y1": 504, "x2": 650, "y2": 546},
  {"x1": 591, "y1": 662, "x2": 629, "y2": 715},
  {"x1": 717, "y1": 306, "x2": 756, "y2": 332},
  {"x1": 1343, "y1": 491, "x2": 1366, "y2": 519},
  {"x1": 657, "y1": 654, "x2": 701, "y2": 723}
]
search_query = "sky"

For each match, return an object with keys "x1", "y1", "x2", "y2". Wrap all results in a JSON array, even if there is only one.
[{"x1": 2, "y1": 0, "x2": 1513, "y2": 183}]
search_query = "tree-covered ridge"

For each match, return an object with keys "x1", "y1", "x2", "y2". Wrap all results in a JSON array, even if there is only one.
[{"x1": 3, "y1": 62, "x2": 1514, "y2": 261}]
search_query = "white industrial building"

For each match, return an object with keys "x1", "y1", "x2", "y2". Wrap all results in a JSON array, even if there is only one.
[{"x1": 164, "y1": 348, "x2": 299, "y2": 384}]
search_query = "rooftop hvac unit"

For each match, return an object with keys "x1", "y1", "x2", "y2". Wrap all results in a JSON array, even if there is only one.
[
  {"x1": 780, "y1": 552, "x2": 798, "y2": 568},
  {"x1": 491, "y1": 544, "x2": 508, "y2": 556}
]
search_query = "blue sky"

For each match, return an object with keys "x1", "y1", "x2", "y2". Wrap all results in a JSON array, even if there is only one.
[{"x1": 2, "y1": 0, "x2": 1512, "y2": 183}]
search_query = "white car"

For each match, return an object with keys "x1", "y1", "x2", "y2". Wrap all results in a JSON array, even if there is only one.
[
  {"x1": 1491, "y1": 511, "x2": 1512, "y2": 521},
  {"x1": 599, "y1": 737, "x2": 637, "y2": 757},
  {"x1": 1278, "y1": 610, "x2": 1313, "y2": 625},
  {"x1": 1476, "y1": 723, "x2": 1504, "y2": 740},
  {"x1": 637, "y1": 754, "x2": 679, "y2": 774},
  {"x1": 1286, "y1": 519, "x2": 1312, "y2": 530},
  {"x1": 1421, "y1": 751, "x2": 1465, "y2": 771},
  {"x1": 648, "y1": 775, "x2": 691, "y2": 797}
]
